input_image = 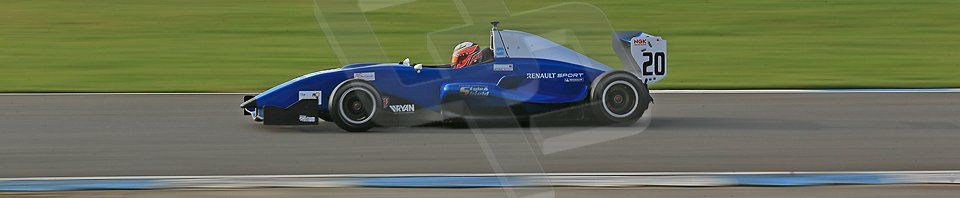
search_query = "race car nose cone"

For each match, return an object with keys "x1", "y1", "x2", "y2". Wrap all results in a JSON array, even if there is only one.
[{"x1": 240, "y1": 97, "x2": 257, "y2": 108}]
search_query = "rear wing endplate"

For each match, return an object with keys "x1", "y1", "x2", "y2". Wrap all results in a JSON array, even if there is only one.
[{"x1": 613, "y1": 32, "x2": 667, "y2": 84}]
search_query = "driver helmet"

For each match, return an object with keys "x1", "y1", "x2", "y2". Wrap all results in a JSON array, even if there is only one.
[{"x1": 451, "y1": 41, "x2": 482, "y2": 69}]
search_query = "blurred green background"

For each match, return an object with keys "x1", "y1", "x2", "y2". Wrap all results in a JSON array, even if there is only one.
[{"x1": 1, "y1": 0, "x2": 958, "y2": 92}]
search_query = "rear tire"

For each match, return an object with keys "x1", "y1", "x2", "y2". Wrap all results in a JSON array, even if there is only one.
[
  {"x1": 329, "y1": 81, "x2": 381, "y2": 132},
  {"x1": 589, "y1": 71, "x2": 651, "y2": 125}
]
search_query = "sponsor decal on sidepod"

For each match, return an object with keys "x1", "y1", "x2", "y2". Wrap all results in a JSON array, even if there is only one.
[
  {"x1": 459, "y1": 85, "x2": 491, "y2": 96},
  {"x1": 388, "y1": 104, "x2": 416, "y2": 113}
]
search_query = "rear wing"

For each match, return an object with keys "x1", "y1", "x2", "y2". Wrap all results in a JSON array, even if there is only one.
[{"x1": 613, "y1": 32, "x2": 667, "y2": 84}]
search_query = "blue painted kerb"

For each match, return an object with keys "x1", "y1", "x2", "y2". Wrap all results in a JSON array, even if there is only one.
[
  {"x1": 0, "y1": 173, "x2": 922, "y2": 191},
  {"x1": 0, "y1": 179, "x2": 162, "y2": 191}
]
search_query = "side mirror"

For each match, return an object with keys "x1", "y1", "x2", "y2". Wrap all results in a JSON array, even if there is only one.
[
  {"x1": 413, "y1": 64, "x2": 423, "y2": 73},
  {"x1": 401, "y1": 58, "x2": 411, "y2": 66}
]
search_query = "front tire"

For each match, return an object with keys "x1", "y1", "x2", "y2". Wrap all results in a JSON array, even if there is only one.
[
  {"x1": 329, "y1": 81, "x2": 381, "y2": 132},
  {"x1": 589, "y1": 71, "x2": 651, "y2": 125}
]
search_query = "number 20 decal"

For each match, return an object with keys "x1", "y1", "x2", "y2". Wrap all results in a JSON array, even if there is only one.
[{"x1": 641, "y1": 52, "x2": 666, "y2": 76}]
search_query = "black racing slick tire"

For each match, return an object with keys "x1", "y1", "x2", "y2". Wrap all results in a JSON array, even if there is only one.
[
  {"x1": 329, "y1": 81, "x2": 382, "y2": 132},
  {"x1": 589, "y1": 71, "x2": 651, "y2": 125}
]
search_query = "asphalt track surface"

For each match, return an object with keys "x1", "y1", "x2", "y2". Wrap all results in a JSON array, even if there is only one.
[{"x1": 0, "y1": 93, "x2": 958, "y2": 177}]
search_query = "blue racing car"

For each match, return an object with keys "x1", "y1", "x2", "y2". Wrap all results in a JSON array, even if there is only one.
[{"x1": 241, "y1": 22, "x2": 668, "y2": 132}]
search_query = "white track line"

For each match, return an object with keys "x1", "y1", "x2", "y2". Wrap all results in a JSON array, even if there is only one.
[
  {"x1": 3, "y1": 171, "x2": 959, "y2": 181},
  {"x1": 1, "y1": 89, "x2": 959, "y2": 96}
]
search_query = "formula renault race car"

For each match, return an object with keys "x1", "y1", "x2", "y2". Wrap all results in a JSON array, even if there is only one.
[{"x1": 241, "y1": 22, "x2": 667, "y2": 132}]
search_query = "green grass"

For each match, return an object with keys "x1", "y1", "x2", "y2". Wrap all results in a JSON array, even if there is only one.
[{"x1": 1, "y1": 0, "x2": 958, "y2": 92}]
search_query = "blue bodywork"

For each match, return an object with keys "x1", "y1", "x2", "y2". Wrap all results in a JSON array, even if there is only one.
[
  {"x1": 243, "y1": 57, "x2": 608, "y2": 124},
  {"x1": 240, "y1": 26, "x2": 668, "y2": 127}
]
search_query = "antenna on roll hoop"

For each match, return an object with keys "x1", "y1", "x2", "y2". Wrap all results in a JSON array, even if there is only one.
[{"x1": 489, "y1": 20, "x2": 508, "y2": 57}]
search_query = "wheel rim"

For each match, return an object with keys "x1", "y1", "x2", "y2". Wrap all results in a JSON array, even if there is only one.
[
  {"x1": 602, "y1": 80, "x2": 639, "y2": 118},
  {"x1": 338, "y1": 87, "x2": 376, "y2": 124}
]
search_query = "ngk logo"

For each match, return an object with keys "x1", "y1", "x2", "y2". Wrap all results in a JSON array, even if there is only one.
[{"x1": 632, "y1": 38, "x2": 647, "y2": 46}]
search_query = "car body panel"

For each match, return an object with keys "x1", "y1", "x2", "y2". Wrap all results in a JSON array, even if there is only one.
[
  {"x1": 245, "y1": 57, "x2": 607, "y2": 121},
  {"x1": 242, "y1": 27, "x2": 666, "y2": 126}
]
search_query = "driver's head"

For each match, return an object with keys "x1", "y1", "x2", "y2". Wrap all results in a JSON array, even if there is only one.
[{"x1": 451, "y1": 41, "x2": 480, "y2": 68}]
